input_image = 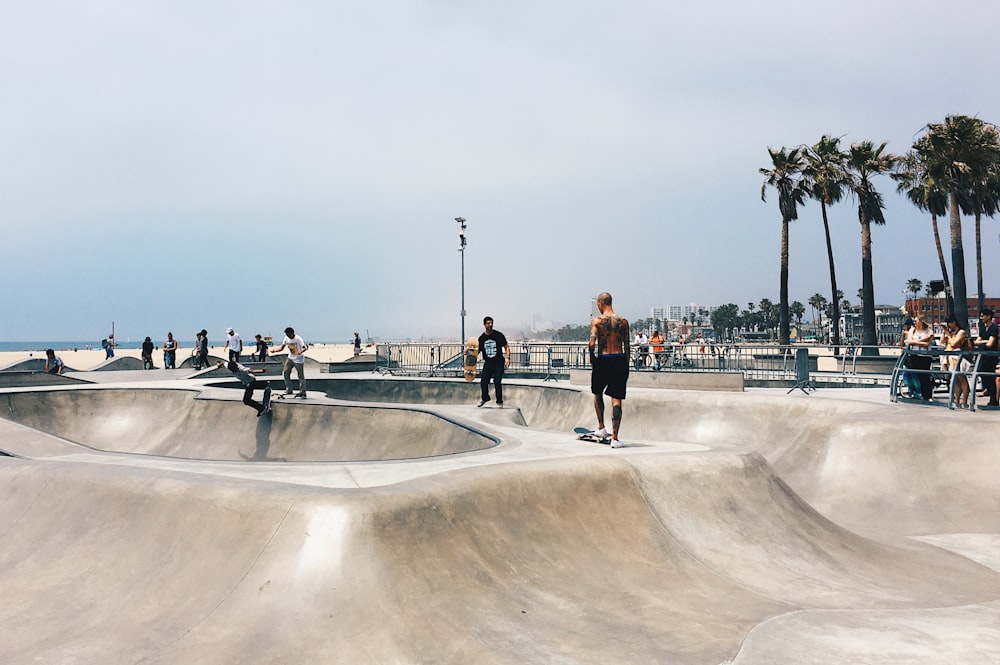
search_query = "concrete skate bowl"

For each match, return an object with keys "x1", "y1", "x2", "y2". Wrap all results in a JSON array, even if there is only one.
[
  {"x1": 3, "y1": 452, "x2": 1000, "y2": 664},
  {"x1": 0, "y1": 388, "x2": 497, "y2": 462},
  {"x1": 307, "y1": 377, "x2": 1000, "y2": 534},
  {"x1": 309, "y1": 376, "x2": 601, "y2": 426}
]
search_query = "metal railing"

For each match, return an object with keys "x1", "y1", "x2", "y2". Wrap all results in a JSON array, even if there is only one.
[
  {"x1": 375, "y1": 342, "x2": 906, "y2": 383},
  {"x1": 375, "y1": 342, "x2": 592, "y2": 379},
  {"x1": 889, "y1": 348, "x2": 1000, "y2": 411}
]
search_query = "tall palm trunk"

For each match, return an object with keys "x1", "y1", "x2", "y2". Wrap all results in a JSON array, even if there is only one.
[
  {"x1": 860, "y1": 213, "x2": 877, "y2": 353},
  {"x1": 779, "y1": 219, "x2": 790, "y2": 345},
  {"x1": 976, "y1": 211, "x2": 984, "y2": 312},
  {"x1": 950, "y1": 192, "x2": 970, "y2": 331},
  {"x1": 820, "y1": 200, "x2": 841, "y2": 349},
  {"x1": 930, "y1": 213, "x2": 954, "y2": 314}
]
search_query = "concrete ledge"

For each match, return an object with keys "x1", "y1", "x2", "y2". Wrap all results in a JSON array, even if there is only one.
[
  {"x1": 325, "y1": 355, "x2": 377, "y2": 373},
  {"x1": 0, "y1": 371, "x2": 91, "y2": 387},
  {"x1": 569, "y1": 369, "x2": 744, "y2": 392}
]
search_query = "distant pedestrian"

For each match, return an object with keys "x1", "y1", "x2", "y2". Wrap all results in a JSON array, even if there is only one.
[
  {"x1": 224, "y1": 327, "x2": 242, "y2": 363},
  {"x1": 44, "y1": 349, "x2": 64, "y2": 374},
  {"x1": 197, "y1": 329, "x2": 210, "y2": 370},
  {"x1": 477, "y1": 316, "x2": 510, "y2": 408},
  {"x1": 102, "y1": 335, "x2": 116, "y2": 359},
  {"x1": 271, "y1": 326, "x2": 308, "y2": 397},
  {"x1": 141, "y1": 336, "x2": 155, "y2": 369},
  {"x1": 162, "y1": 332, "x2": 178, "y2": 369},
  {"x1": 354, "y1": 332, "x2": 362, "y2": 356}
]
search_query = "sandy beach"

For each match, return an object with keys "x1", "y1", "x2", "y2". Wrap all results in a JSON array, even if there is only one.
[{"x1": 0, "y1": 343, "x2": 368, "y2": 371}]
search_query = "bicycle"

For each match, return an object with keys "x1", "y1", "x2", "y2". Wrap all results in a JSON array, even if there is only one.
[{"x1": 633, "y1": 347, "x2": 652, "y2": 369}]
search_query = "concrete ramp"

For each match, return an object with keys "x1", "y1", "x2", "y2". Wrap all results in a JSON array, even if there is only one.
[
  {"x1": 91, "y1": 356, "x2": 145, "y2": 371},
  {"x1": 0, "y1": 389, "x2": 496, "y2": 461},
  {"x1": 2, "y1": 453, "x2": 999, "y2": 664}
]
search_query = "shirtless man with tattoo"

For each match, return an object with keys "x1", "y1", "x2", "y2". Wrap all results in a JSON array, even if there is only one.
[{"x1": 588, "y1": 291, "x2": 630, "y2": 448}]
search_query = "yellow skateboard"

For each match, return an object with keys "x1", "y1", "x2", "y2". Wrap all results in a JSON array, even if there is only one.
[{"x1": 463, "y1": 337, "x2": 479, "y2": 382}]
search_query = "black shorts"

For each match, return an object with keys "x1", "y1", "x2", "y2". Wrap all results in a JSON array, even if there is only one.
[{"x1": 591, "y1": 354, "x2": 629, "y2": 400}]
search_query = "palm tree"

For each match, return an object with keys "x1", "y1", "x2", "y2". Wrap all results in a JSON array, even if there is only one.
[
  {"x1": 808, "y1": 293, "x2": 827, "y2": 340},
  {"x1": 905, "y1": 278, "x2": 922, "y2": 318},
  {"x1": 915, "y1": 115, "x2": 1000, "y2": 330},
  {"x1": 845, "y1": 140, "x2": 897, "y2": 352},
  {"x1": 760, "y1": 146, "x2": 807, "y2": 345},
  {"x1": 802, "y1": 135, "x2": 848, "y2": 349},
  {"x1": 893, "y1": 150, "x2": 953, "y2": 315},
  {"x1": 968, "y1": 160, "x2": 1000, "y2": 311},
  {"x1": 759, "y1": 298, "x2": 776, "y2": 339},
  {"x1": 790, "y1": 300, "x2": 805, "y2": 332}
]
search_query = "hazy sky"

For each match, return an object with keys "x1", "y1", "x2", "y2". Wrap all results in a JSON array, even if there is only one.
[{"x1": 2, "y1": 1, "x2": 997, "y2": 343}]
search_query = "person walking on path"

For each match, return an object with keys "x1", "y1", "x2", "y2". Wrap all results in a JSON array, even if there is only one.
[
  {"x1": 354, "y1": 332, "x2": 362, "y2": 356},
  {"x1": 588, "y1": 292, "x2": 630, "y2": 448},
  {"x1": 224, "y1": 327, "x2": 242, "y2": 363},
  {"x1": 477, "y1": 316, "x2": 510, "y2": 408},
  {"x1": 218, "y1": 360, "x2": 271, "y2": 416},
  {"x1": 271, "y1": 326, "x2": 308, "y2": 396},
  {"x1": 162, "y1": 332, "x2": 178, "y2": 369}
]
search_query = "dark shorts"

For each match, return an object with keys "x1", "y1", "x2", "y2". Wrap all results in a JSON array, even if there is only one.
[{"x1": 591, "y1": 354, "x2": 629, "y2": 400}]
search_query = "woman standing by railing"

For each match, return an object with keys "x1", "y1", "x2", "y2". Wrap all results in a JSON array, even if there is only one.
[
  {"x1": 942, "y1": 314, "x2": 972, "y2": 408},
  {"x1": 905, "y1": 316, "x2": 935, "y2": 401}
]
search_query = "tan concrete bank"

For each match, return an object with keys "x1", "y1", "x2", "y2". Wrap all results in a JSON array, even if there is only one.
[{"x1": 1, "y1": 373, "x2": 999, "y2": 664}]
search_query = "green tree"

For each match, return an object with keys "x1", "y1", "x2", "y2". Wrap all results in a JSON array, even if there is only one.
[
  {"x1": 915, "y1": 115, "x2": 1000, "y2": 330},
  {"x1": 758, "y1": 298, "x2": 777, "y2": 339},
  {"x1": 760, "y1": 146, "x2": 807, "y2": 346},
  {"x1": 710, "y1": 303, "x2": 740, "y2": 341},
  {"x1": 808, "y1": 293, "x2": 827, "y2": 340},
  {"x1": 968, "y1": 157, "x2": 1000, "y2": 311},
  {"x1": 802, "y1": 135, "x2": 849, "y2": 348},
  {"x1": 790, "y1": 300, "x2": 806, "y2": 331},
  {"x1": 845, "y1": 140, "x2": 897, "y2": 352},
  {"x1": 893, "y1": 149, "x2": 953, "y2": 315},
  {"x1": 906, "y1": 278, "x2": 922, "y2": 316}
]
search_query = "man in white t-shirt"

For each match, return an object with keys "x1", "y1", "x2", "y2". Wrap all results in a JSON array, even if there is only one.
[
  {"x1": 271, "y1": 326, "x2": 308, "y2": 397},
  {"x1": 224, "y1": 327, "x2": 243, "y2": 363}
]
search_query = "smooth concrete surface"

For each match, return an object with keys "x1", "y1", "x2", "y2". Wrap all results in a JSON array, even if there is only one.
[{"x1": 1, "y1": 373, "x2": 999, "y2": 664}]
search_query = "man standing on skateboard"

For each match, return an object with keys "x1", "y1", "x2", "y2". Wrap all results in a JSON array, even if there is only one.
[
  {"x1": 218, "y1": 360, "x2": 271, "y2": 417},
  {"x1": 588, "y1": 292, "x2": 629, "y2": 448},
  {"x1": 477, "y1": 316, "x2": 510, "y2": 408},
  {"x1": 271, "y1": 326, "x2": 308, "y2": 397}
]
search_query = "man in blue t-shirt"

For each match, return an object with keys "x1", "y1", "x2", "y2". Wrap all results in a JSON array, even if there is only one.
[{"x1": 477, "y1": 316, "x2": 510, "y2": 408}]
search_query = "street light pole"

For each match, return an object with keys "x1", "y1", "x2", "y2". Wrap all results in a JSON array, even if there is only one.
[{"x1": 455, "y1": 217, "x2": 467, "y2": 342}]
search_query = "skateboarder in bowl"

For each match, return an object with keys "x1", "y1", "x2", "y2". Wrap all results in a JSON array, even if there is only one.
[{"x1": 218, "y1": 360, "x2": 271, "y2": 417}]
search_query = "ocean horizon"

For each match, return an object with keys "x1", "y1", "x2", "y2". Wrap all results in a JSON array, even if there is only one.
[{"x1": 0, "y1": 340, "x2": 351, "y2": 353}]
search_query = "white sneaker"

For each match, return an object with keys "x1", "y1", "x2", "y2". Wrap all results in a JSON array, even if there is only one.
[
  {"x1": 590, "y1": 428, "x2": 609, "y2": 438},
  {"x1": 610, "y1": 439, "x2": 625, "y2": 449}
]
